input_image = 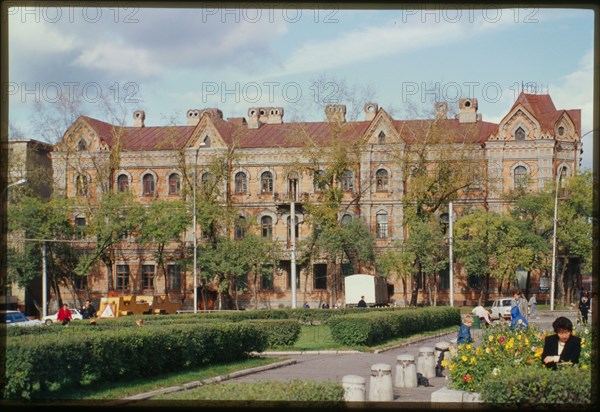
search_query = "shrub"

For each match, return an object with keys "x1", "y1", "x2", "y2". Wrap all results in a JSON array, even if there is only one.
[
  {"x1": 244, "y1": 319, "x2": 301, "y2": 347},
  {"x1": 328, "y1": 307, "x2": 461, "y2": 346},
  {"x1": 4, "y1": 322, "x2": 268, "y2": 399},
  {"x1": 480, "y1": 365, "x2": 591, "y2": 405}
]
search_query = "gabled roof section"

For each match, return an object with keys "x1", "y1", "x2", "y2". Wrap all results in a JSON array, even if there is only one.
[
  {"x1": 364, "y1": 108, "x2": 402, "y2": 144},
  {"x1": 510, "y1": 93, "x2": 581, "y2": 136}
]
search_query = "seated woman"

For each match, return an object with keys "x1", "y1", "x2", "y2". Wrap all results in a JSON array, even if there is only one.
[
  {"x1": 541, "y1": 316, "x2": 581, "y2": 369},
  {"x1": 510, "y1": 305, "x2": 528, "y2": 330}
]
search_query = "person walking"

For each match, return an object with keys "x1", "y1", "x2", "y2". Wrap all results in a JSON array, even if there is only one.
[
  {"x1": 529, "y1": 294, "x2": 538, "y2": 318},
  {"x1": 578, "y1": 291, "x2": 590, "y2": 324}
]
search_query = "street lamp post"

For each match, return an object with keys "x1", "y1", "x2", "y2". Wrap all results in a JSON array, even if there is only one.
[
  {"x1": 192, "y1": 144, "x2": 205, "y2": 314},
  {"x1": 550, "y1": 160, "x2": 566, "y2": 312},
  {"x1": 290, "y1": 178, "x2": 297, "y2": 308}
]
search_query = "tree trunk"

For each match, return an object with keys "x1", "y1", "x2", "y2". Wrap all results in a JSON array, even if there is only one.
[{"x1": 558, "y1": 257, "x2": 568, "y2": 307}]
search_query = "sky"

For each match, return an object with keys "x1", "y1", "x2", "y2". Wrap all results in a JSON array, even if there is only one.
[{"x1": 7, "y1": 4, "x2": 595, "y2": 170}]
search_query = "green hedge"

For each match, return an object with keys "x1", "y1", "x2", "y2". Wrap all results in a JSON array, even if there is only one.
[
  {"x1": 327, "y1": 307, "x2": 461, "y2": 346},
  {"x1": 4, "y1": 322, "x2": 269, "y2": 400},
  {"x1": 480, "y1": 365, "x2": 591, "y2": 405}
]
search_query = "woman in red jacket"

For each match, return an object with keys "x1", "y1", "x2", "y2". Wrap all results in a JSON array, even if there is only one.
[{"x1": 57, "y1": 303, "x2": 73, "y2": 326}]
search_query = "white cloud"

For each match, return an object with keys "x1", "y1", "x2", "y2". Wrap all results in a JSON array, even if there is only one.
[
  {"x1": 9, "y1": 18, "x2": 81, "y2": 57},
  {"x1": 72, "y1": 42, "x2": 163, "y2": 78}
]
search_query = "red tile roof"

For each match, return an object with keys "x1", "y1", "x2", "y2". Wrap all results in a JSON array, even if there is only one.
[
  {"x1": 76, "y1": 93, "x2": 578, "y2": 151},
  {"x1": 82, "y1": 116, "x2": 195, "y2": 151},
  {"x1": 510, "y1": 93, "x2": 581, "y2": 135}
]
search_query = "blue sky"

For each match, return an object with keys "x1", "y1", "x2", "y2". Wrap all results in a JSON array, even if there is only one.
[{"x1": 8, "y1": 5, "x2": 595, "y2": 169}]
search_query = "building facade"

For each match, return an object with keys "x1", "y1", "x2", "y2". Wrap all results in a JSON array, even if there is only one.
[{"x1": 49, "y1": 92, "x2": 582, "y2": 310}]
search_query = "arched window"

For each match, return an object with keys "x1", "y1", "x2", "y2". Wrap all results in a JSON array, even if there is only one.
[
  {"x1": 341, "y1": 170, "x2": 354, "y2": 192},
  {"x1": 235, "y1": 216, "x2": 246, "y2": 239},
  {"x1": 514, "y1": 166, "x2": 528, "y2": 189},
  {"x1": 77, "y1": 139, "x2": 87, "y2": 151},
  {"x1": 261, "y1": 172, "x2": 273, "y2": 193},
  {"x1": 261, "y1": 216, "x2": 273, "y2": 238},
  {"x1": 558, "y1": 166, "x2": 568, "y2": 197},
  {"x1": 378, "y1": 131, "x2": 386, "y2": 144},
  {"x1": 376, "y1": 212, "x2": 388, "y2": 238},
  {"x1": 235, "y1": 172, "x2": 247, "y2": 194},
  {"x1": 341, "y1": 214, "x2": 353, "y2": 226},
  {"x1": 168, "y1": 173, "x2": 180, "y2": 195},
  {"x1": 117, "y1": 174, "x2": 129, "y2": 192},
  {"x1": 376, "y1": 169, "x2": 388, "y2": 191},
  {"x1": 143, "y1": 174, "x2": 155, "y2": 196},
  {"x1": 313, "y1": 169, "x2": 326, "y2": 192},
  {"x1": 76, "y1": 175, "x2": 89, "y2": 196},
  {"x1": 515, "y1": 127, "x2": 526, "y2": 141}
]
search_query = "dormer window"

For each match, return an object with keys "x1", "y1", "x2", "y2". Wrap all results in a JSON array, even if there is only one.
[
  {"x1": 558, "y1": 126, "x2": 565, "y2": 136},
  {"x1": 515, "y1": 127, "x2": 526, "y2": 141},
  {"x1": 378, "y1": 131, "x2": 386, "y2": 144},
  {"x1": 78, "y1": 139, "x2": 87, "y2": 151}
]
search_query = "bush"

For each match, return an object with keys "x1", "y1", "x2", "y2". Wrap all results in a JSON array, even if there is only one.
[
  {"x1": 244, "y1": 319, "x2": 301, "y2": 347},
  {"x1": 328, "y1": 307, "x2": 461, "y2": 346},
  {"x1": 480, "y1": 365, "x2": 591, "y2": 405},
  {"x1": 4, "y1": 322, "x2": 268, "y2": 399}
]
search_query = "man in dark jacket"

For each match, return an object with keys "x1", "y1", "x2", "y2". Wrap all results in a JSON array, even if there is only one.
[
  {"x1": 357, "y1": 296, "x2": 367, "y2": 308},
  {"x1": 81, "y1": 299, "x2": 96, "y2": 319},
  {"x1": 541, "y1": 316, "x2": 581, "y2": 369}
]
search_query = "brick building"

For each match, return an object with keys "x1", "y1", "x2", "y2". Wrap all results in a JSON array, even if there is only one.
[{"x1": 49, "y1": 92, "x2": 582, "y2": 310}]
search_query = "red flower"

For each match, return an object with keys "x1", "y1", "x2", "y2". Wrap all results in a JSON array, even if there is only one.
[
  {"x1": 499, "y1": 336, "x2": 505, "y2": 344},
  {"x1": 463, "y1": 375, "x2": 468, "y2": 381}
]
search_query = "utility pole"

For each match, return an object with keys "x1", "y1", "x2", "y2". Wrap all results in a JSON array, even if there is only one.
[
  {"x1": 290, "y1": 178, "x2": 297, "y2": 308},
  {"x1": 449, "y1": 201, "x2": 454, "y2": 307}
]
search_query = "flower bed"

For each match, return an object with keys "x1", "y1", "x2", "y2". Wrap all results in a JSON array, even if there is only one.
[{"x1": 445, "y1": 323, "x2": 592, "y2": 403}]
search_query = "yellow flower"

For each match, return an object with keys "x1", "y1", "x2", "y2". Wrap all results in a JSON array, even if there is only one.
[
  {"x1": 489, "y1": 335, "x2": 494, "y2": 342},
  {"x1": 517, "y1": 334, "x2": 522, "y2": 340},
  {"x1": 466, "y1": 344, "x2": 472, "y2": 350},
  {"x1": 470, "y1": 357, "x2": 476, "y2": 364},
  {"x1": 485, "y1": 347, "x2": 491, "y2": 354},
  {"x1": 462, "y1": 355, "x2": 468, "y2": 362},
  {"x1": 582, "y1": 365, "x2": 588, "y2": 370},
  {"x1": 525, "y1": 338, "x2": 529, "y2": 345},
  {"x1": 441, "y1": 360, "x2": 447, "y2": 367}
]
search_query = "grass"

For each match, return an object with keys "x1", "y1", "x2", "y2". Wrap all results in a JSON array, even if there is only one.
[
  {"x1": 157, "y1": 379, "x2": 345, "y2": 402},
  {"x1": 269, "y1": 324, "x2": 457, "y2": 352},
  {"x1": 34, "y1": 356, "x2": 283, "y2": 400}
]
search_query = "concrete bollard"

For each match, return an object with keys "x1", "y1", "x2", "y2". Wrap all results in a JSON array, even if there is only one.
[
  {"x1": 342, "y1": 375, "x2": 366, "y2": 402},
  {"x1": 417, "y1": 346, "x2": 436, "y2": 379},
  {"x1": 395, "y1": 354, "x2": 417, "y2": 388},
  {"x1": 434, "y1": 341, "x2": 452, "y2": 375},
  {"x1": 369, "y1": 363, "x2": 394, "y2": 402}
]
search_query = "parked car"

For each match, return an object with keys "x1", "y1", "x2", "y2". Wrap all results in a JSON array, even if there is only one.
[
  {"x1": 42, "y1": 308, "x2": 83, "y2": 325},
  {"x1": 490, "y1": 297, "x2": 514, "y2": 320},
  {"x1": 1, "y1": 310, "x2": 43, "y2": 327}
]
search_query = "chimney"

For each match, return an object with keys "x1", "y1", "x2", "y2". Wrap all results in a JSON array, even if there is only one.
[
  {"x1": 435, "y1": 102, "x2": 448, "y2": 120},
  {"x1": 325, "y1": 104, "x2": 346, "y2": 123},
  {"x1": 266, "y1": 107, "x2": 284, "y2": 124},
  {"x1": 133, "y1": 110, "x2": 145, "y2": 127},
  {"x1": 458, "y1": 98, "x2": 478, "y2": 123},
  {"x1": 187, "y1": 109, "x2": 200, "y2": 126},
  {"x1": 201, "y1": 108, "x2": 223, "y2": 119},
  {"x1": 247, "y1": 108, "x2": 262, "y2": 129},
  {"x1": 364, "y1": 103, "x2": 378, "y2": 121}
]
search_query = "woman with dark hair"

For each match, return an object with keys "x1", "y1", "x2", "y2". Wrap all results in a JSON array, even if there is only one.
[{"x1": 541, "y1": 316, "x2": 581, "y2": 369}]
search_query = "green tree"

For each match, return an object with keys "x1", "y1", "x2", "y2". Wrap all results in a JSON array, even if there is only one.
[
  {"x1": 74, "y1": 192, "x2": 145, "y2": 292},
  {"x1": 7, "y1": 195, "x2": 79, "y2": 311},
  {"x1": 404, "y1": 218, "x2": 448, "y2": 306},
  {"x1": 375, "y1": 240, "x2": 415, "y2": 306},
  {"x1": 137, "y1": 199, "x2": 190, "y2": 298}
]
